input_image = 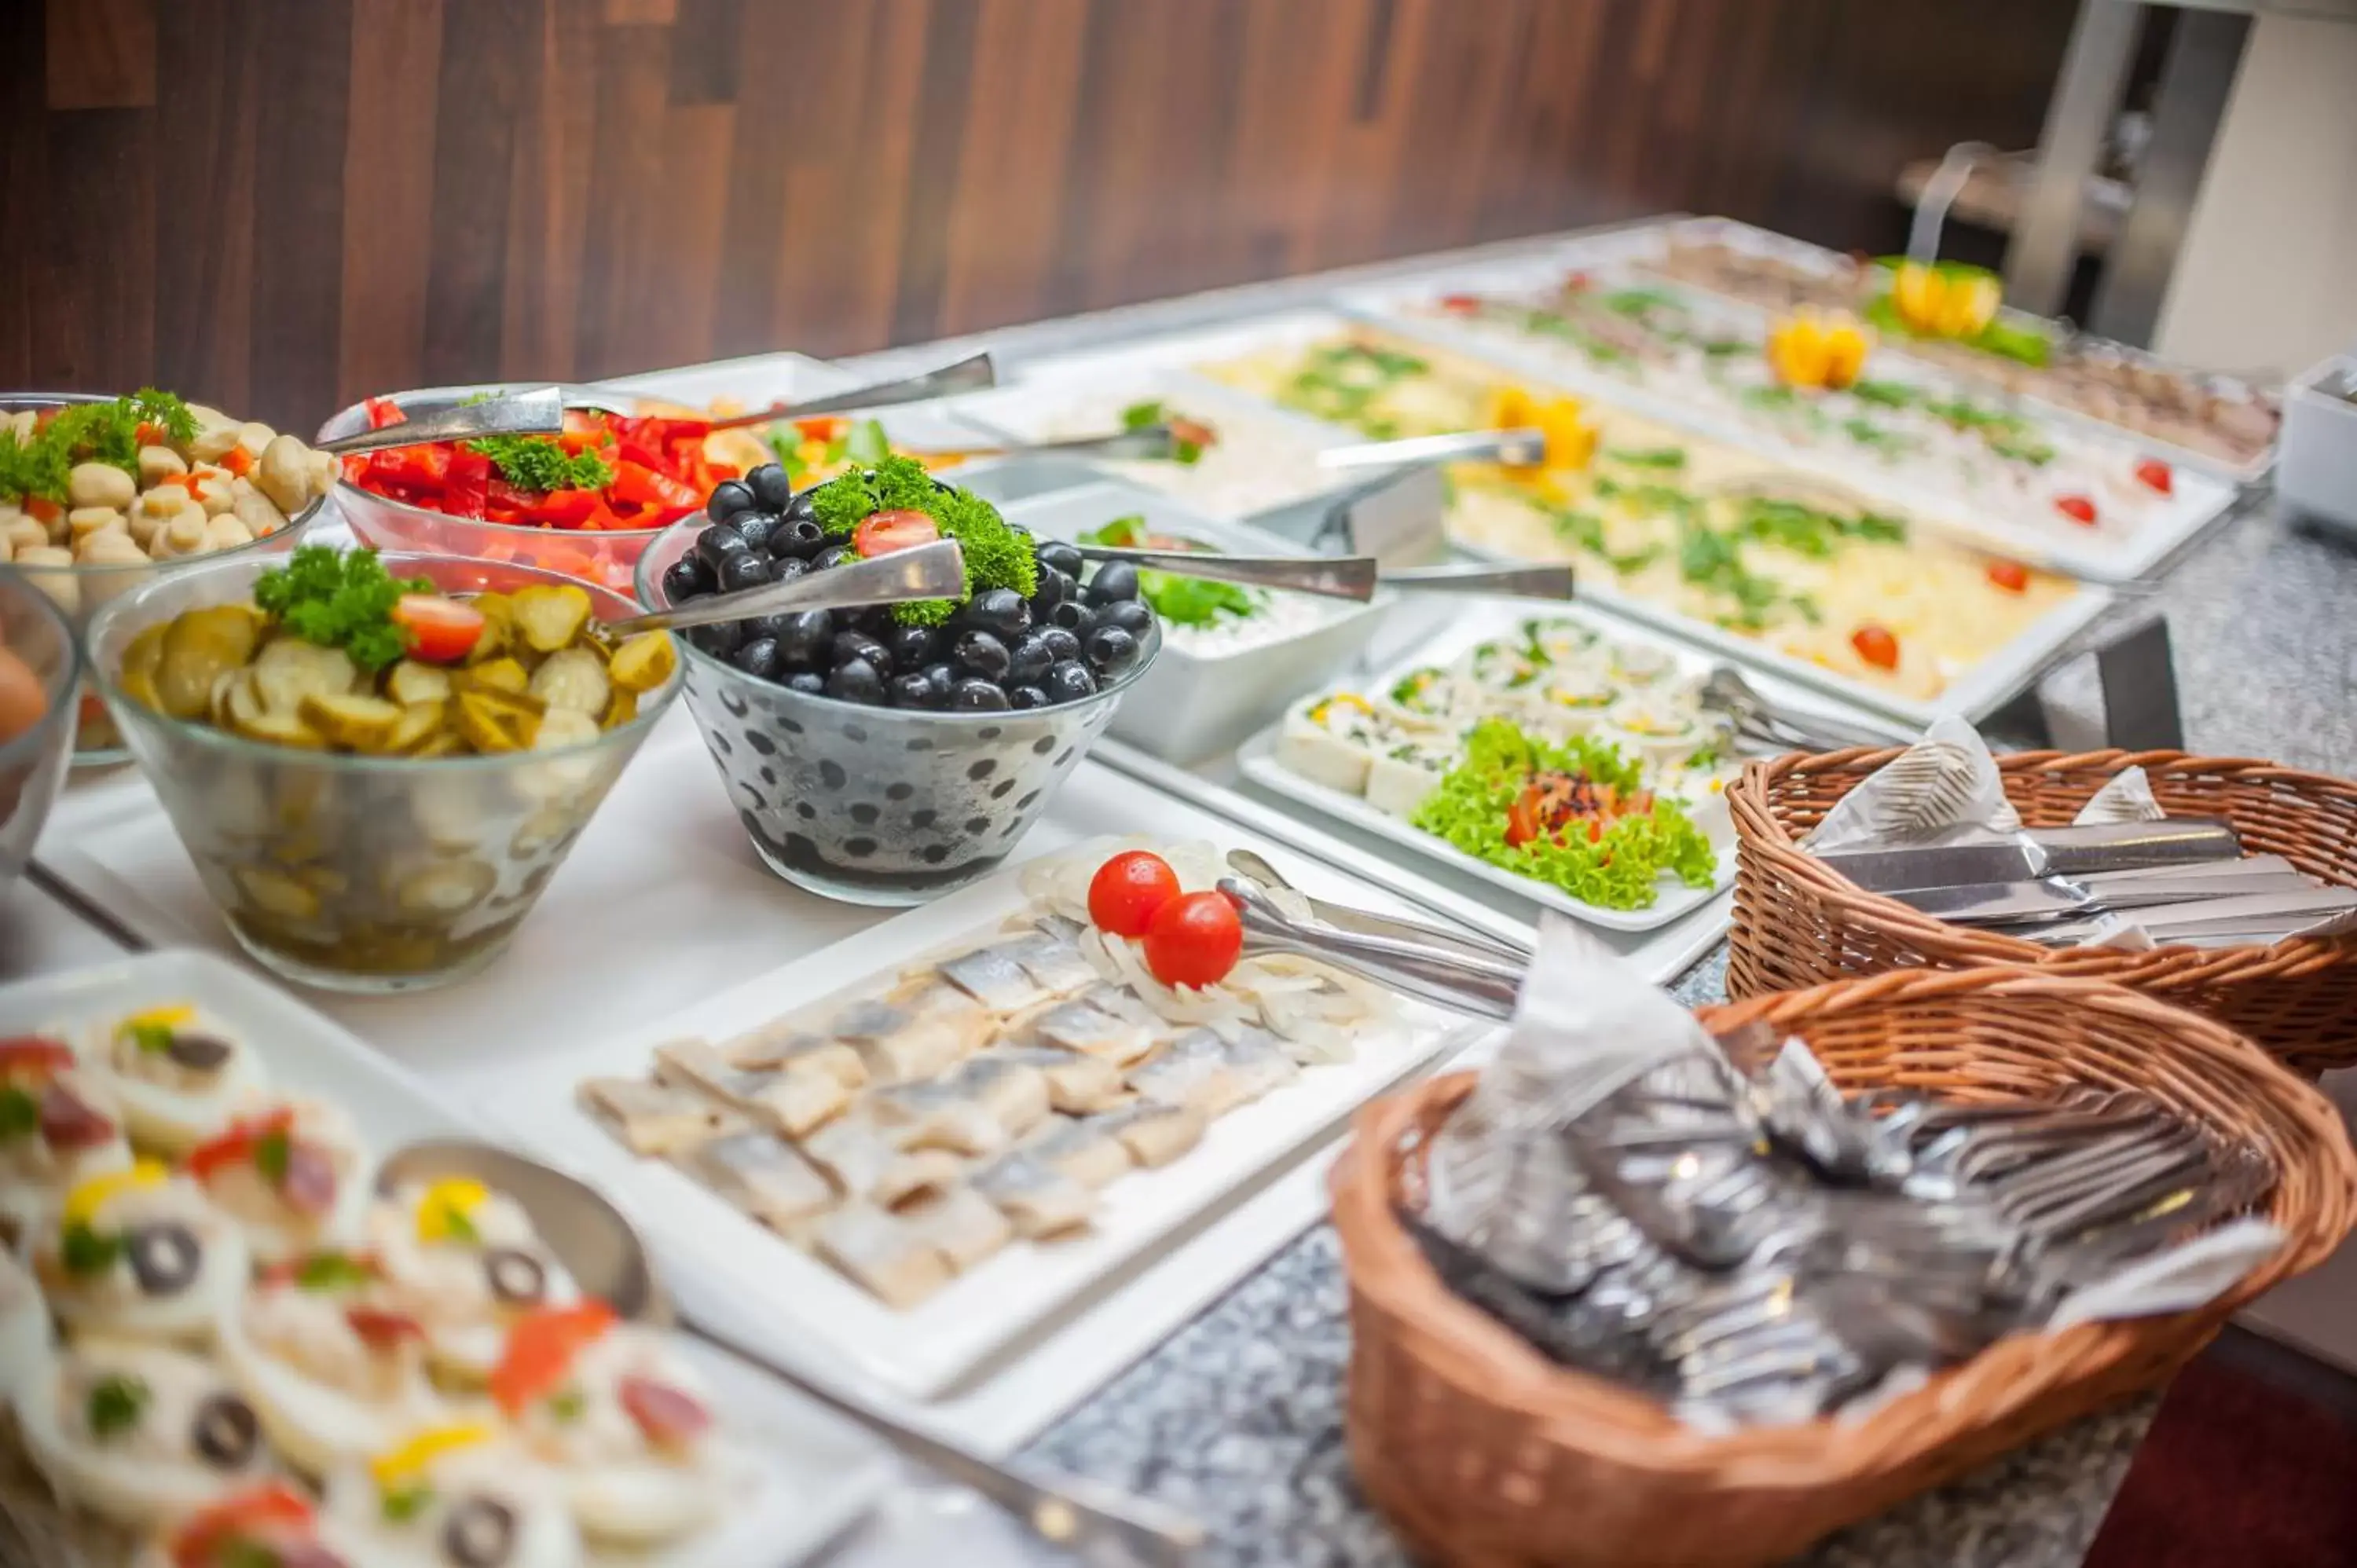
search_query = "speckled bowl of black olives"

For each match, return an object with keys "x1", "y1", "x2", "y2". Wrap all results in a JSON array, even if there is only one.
[{"x1": 635, "y1": 458, "x2": 1164, "y2": 905}]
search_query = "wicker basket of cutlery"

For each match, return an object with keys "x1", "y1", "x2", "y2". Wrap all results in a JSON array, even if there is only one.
[
  {"x1": 1329, "y1": 968, "x2": 2357, "y2": 1568},
  {"x1": 1728, "y1": 747, "x2": 2357, "y2": 1074}
]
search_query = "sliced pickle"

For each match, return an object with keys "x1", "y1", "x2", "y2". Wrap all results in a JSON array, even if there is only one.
[
  {"x1": 526, "y1": 647, "x2": 610, "y2": 716},
  {"x1": 251, "y1": 637, "x2": 361, "y2": 714},
  {"x1": 409, "y1": 731, "x2": 467, "y2": 760},
  {"x1": 236, "y1": 865, "x2": 321, "y2": 921},
  {"x1": 385, "y1": 660, "x2": 454, "y2": 707},
  {"x1": 383, "y1": 700, "x2": 448, "y2": 754},
  {"x1": 233, "y1": 706, "x2": 328, "y2": 750},
  {"x1": 510, "y1": 584, "x2": 593, "y2": 653},
  {"x1": 602, "y1": 687, "x2": 638, "y2": 729},
  {"x1": 607, "y1": 632, "x2": 676, "y2": 694},
  {"x1": 392, "y1": 858, "x2": 497, "y2": 917},
  {"x1": 454, "y1": 688, "x2": 545, "y2": 754},
  {"x1": 119, "y1": 623, "x2": 168, "y2": 712},
  {"x1": 464, "y1": 594, "x2": 515, "y2": 665},
  {"x1": 157, "y1": 605, "x2": 266, "y2": 720},
  {"x1": 299, "y1": 691, "x2": 405, "y2": 752},
  {"x1": 460, "y1": 658, "x2": 531, "y2": 697}
]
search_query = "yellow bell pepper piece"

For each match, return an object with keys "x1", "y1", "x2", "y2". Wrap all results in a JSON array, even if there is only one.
[
  {"x1": 1766, "y1": 311, "x2": 1872, "y2": 390},
  {"x1": 121, "y1": 1003, "x2": 194, "y2": 1033},
  {"x1": 1891, "y1": 262, "x2": 2000, "y2": 340},
  {"x1": 415, "y1": 1178, "x2": 489, "y2": 1244},
  {"x1": 371, "y1": 1423, "x2": 495, "y2": 1489},
  {"x1": 64, "y1": 1160, "x2": 169, "y2": 1226}
]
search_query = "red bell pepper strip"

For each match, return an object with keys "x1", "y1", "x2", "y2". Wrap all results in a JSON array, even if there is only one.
[
  {"x1": 189, "y1": 1108, "x2": 297, "y2": 1181},
  {"x1": 490, "y1": 1300, "x2": 618, "y2": 1416},
  {"x1": 442, "y1": 447, "x2": 493, "y2": 519},
  {"x1": 0, "y1": 1037, "x2": 78, "y2": 1075},
  {"x1": 363, "y1": 397, "x2": 406, "y2": 430}
]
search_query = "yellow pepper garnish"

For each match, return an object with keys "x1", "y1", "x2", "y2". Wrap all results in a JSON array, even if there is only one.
[
  {"x1": 1310, "y1": 694, "x2": 1374, "y2": 727},
  {"x1": 1766, "y1": 310, "x2": 1872, "y2": 390},
  {"x1": 415, "y1": 1178, "x2": 489, "y2": 1244},
  {"x1": 64, "y1": 1160, "x2": 169, "y2": 1226},
  {"x1": 121, "y1": 1003, "x2": 194, "y2": 1034},
  {"x1": 1485, "y1": 387, "x2": 1597, "y2": 473},
  {"x1": 371, "y1": 1423, "x2": 494, "y2": 1489},
  {"x1": 1890, "y1": 262, "x2": 2000, "y2": 340}
]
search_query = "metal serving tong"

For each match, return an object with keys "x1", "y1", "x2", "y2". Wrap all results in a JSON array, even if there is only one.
[
  {"x1": 1697, "y1": 666, "x2": 1916, "y2": 757},
  {"x1": 1317, "y1": 427, "x2": 1550, "y2": 471},
  {"x1": 1217, "y1": 874, "x2": 1527, "y2": 1020},
  {"x1": 315, "y1": 387, "x2": 567, "y2": 457},
  {"x1": 608, "y1": 538, "x2": 969, "y2": 635}
]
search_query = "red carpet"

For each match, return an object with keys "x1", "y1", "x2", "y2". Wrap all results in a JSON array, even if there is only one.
[{"x1": 2084, "y1": 1349, "x2": 2357, "y2": 1568}]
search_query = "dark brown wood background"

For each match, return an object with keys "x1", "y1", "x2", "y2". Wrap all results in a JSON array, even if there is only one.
[{"x1": 1, "y1": 0, "x2": 2075, "y2": 432}]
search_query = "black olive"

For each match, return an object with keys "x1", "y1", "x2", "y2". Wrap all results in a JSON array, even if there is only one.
[
  {"x1": 1084, "y1": 625, "x2": 1140, "y2": 676},
  {"x1": 1084, "y1": 561, "x2": 1140, "y2": 605},
  {"x1": 812, "y1": 544, "x2": 857, "y2": 573},
  {"x1": 733, "y1": 511, "x2": 781, "y2": 554},
  {"x1": 832, "y1": 632, "x2": 893, "y2": 677},
  {"x1": 1047, "y1": 600, "x2": 1086, "y2": 631},
  {"x1": 949, "y1": 678, "x2": 1010, "y2": 712},
  {"x1": 719, "y1": 551, "x2": 774, "y2": 595},
  {"x1": 963, "y1": 588, "x2": 1030, "y2": 640},
  {"x1": 161, "y1": 1032, "x2": 233, "y2": 1074},
  {"x1": 705, "y1": 479, "x2": 757, "y2": 525},
  {"x1": 1039, "y1": 627, "x2": 1081, "y2": 664},
  {"x1": 1008, "y1": 684, "x2": 1049, "y2": 710},
  {"x1": 744, "y1": 613, "x2": 796, "y2": 643},
  {"x1": 783, "y1": 489, "x2": 820, "y2": 525},
  {"x1": 695, "y1": 525, "x2": 752, "y2": 572},
  {"x1": 690, "y1": 619, "x2": 746, "y2": 658},
  {"x1": 126, "y1": 1222, "x2": 203, "y2": 1297},
  {"x1": 1087, "y1": 599, "x2": 1153, "y2": 637},
  {"x1": 442, "y1": 1497, "x2": 520, "y2": 1568},
  {"x1": 784, "y1": 671, "x2": 827, "y2": 696},
  {"x1": 747, "y1": 463, "x2": 794, "y2": 511},
  {"x1": 661, "y1": 559, "x2": 706, "y2": 606},
  {"x1": 889, "y1": 671, "x2": 942, "y2": 709},
  {"x1": 768, "y1": 555, "x2": 811, "y2": 588},
  {"x1": 1037, "y1": 540, "x2": 1084, "y2": 577},
  {"x1": 482, "y1": 1247, "x2": 549, "y2": 1307},
  {"x1": 952, "y1": 629, "x2": 1010, "y2": 682},
  {"x1": 1043, "y1": 660, "x2": 1098, "y2": 704},
  {"x1": 732, "y1": 637, "x2": 783, "y2": 681},
  {"x1": 1006, "y1": 634, "x2": 1055, "y2": 686},
  {"x1": 770, "y1": 518, "x2": 827, "y2": 559},
  {"x1": 189, "y1": 1393, "x2": 261, "y2": 1470},
  {"x1": 826, "y1": 658, "x2": 886, "y2": 705},
  {"x1": 774, "y1": 610, "x2": 834, "y2": 666},
  {"x1": 920, "y1": 661, "x2": 956, "y2": 702},
  {"x1": 888, "y1": 625, "x2": 937, "y2": 670}
]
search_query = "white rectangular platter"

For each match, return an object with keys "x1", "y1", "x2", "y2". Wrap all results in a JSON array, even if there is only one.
[
  {"x1": 475, "y1": 837, "x2": 1483, "y2": 1402},
  {"x1": 0, "y1": 949, "x2": 893, "y2": 1568}
]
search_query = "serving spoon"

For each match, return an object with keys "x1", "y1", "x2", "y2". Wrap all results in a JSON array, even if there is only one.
[{"x1": 375, "y1": 1141, "x2": 1205, "y2": 1568}]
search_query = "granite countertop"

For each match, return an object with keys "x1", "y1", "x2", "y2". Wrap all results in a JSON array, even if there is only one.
[{"x1": 1009, "y1": 498, "x2": 2357, "y2": 1566}]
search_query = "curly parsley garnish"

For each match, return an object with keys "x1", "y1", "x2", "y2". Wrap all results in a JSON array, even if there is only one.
[
  {"x1": 251, "y1": 545, "x2": 434, "y2": 671},
  {"x1": 468, "y1": 434, "x2": 614, "y2": 494},
  {"x1": 86, "y1": 1374, "x2": 150, "y2": 1442},
  {"x1": 0, "y1": 390, "x2": 200, "y2": 504},
  {"x1": 808, "y1": 456, "x2": 1039, "y2": 627}
]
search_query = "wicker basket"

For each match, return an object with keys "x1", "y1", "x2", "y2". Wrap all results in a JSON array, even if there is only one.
[
  {"x1": 1727, "y1": 748, "x2": 2357, "y2": 1074},
  {"x1": 1329, "y1": 969, "x2": 2357, "y2": 1568}
]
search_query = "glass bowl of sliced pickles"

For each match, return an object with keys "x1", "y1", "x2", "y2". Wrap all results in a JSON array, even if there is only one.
[{"x1": 86, "y1": 544, "x2": 682, "y2": 992}]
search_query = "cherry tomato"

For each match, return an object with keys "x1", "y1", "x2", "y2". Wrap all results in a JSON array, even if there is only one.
[
  {"x1": 2135, "y1": 458, "x2": 2173, "y2": 496},
  {"x1": 1985, "y1": 559, "x2": 2029, "y2": 593},
  {"x1": 0, "y1": 1036, "x2": 77, "y2": 1075},
  {"x1": 1850, "y1": 625, "x2": 1901, "y2": 671},
  {"x1": 188, "y1": 1108, "x2": 296, "y2": 1181},
  {"x1": 1438, "y1": 293, "x2": 1481, "y2": 315},
  {"x1": 1087, "y1": 850, "x2": 1182, "y2": 937},
  {"x1": 1503, "y1": 786, "x2": 1543, "y2": 849},
  {"x1": 392, "y1": 594, "x2": 487, "y2": 664},
  {"x1": 1143, "y1": 891, "x2": 1244, "y2": 991},
  {"x1": 2055, "y1": 494, "x2": 2098, "y2": 526},
  {"x1": 852, "y1": 508, "x2": 940, "y2": 557},
  {"x1": 343, "y1": 1306, "x2": 425, "y2": 1351}
]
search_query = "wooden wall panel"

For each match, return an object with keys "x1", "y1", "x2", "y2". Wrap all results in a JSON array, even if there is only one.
[{"x1": 2, "y1": 0, "x2": 2080, "y2": 431}]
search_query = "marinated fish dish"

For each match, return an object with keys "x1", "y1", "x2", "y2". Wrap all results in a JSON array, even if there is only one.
[
  {"x1": 1200, "y1": 329, "x2": 2077, "y2": 702},
  {"x1": 577, "y1": 842, "x2": 1398, "y2": 1310}
]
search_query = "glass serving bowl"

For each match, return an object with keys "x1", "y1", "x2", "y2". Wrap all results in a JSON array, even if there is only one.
[
  {"x1": 319, "y1": 384, "x2": 680, "y2": 599},
  {"x1": 4, "y1": 392, "x2": 328, "y2": 766},
  {"x1": 635, "y1": 519, "x2": 1160, "y2": 905},
  {"x1": 86, "y1": 552, "x2": 683, "y2": 992},
  {"x1": 0, "y1": 568, "x2": 82, "y2": 889}
]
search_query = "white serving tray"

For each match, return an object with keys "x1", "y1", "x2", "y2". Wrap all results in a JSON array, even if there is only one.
[
  {"x1": 0, "y1": 949, "x2": 892, "y2": 1568},
  {"x1": 477, "y1": 839, "x2": 1481, "y2": 1402}
]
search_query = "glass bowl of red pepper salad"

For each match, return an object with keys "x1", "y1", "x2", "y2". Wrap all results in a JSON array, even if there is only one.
[{"x1": 320, "y1": 386, "x2": 735, "y2": 597}]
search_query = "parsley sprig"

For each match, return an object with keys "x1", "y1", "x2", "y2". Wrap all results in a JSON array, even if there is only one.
[
  {"x1": 86, "y1": 1374, "x2": 149, "y2": 1441},
  {"x1": 0, "y1": 390, "x2": 199, "y2": 504},
  {"x1": 252, "y1": 546, "x2": 434, "y2": 671},
  {"x1": 469, "y1": 434, "x2": 613, "y2": 493}
]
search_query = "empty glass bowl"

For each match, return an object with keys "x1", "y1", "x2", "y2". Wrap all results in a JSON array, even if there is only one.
[
  {"x1": 86, "y1": 552, "x2": 682, "y2": 992},
  {"x1": 0, "y1": 568, "x2": 81, "y2": 889},
  {"x1": 635, "y1": 519, "x2": 1159, "y2": 905}
]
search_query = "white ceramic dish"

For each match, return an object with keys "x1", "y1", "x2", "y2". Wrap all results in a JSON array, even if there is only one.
[
  {"x1": 0, "y1": 948, "x2": 892, "y2": 1568},
  {"x1": 1001, "y1": 481, "x2": 1393, "y2": 764},
  {"x1": 475, "y1": 838, "x2": 1480, "y2": 1402}
]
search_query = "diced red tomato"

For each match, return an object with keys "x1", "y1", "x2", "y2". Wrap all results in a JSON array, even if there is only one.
[
  {"x1": 363, "y1": 397, "x2": 406, "y2": 430},
  {"x1": 1985, "y1": 559, "x2": 2029, "y2": 593},
  {"x1": 392, "y1": 595, "x2": 488, "y2": 665},
  {"x1": 1439, "y1": 294, "x2": 1481, "y2": 316},
  {"x1": 2055, "y1": 494, "x2": 2098, "y2": 526},
  {"x1": 491, "y1": 1301, "x2": 618, "y2": 1416},
  {"x1": 1504, "y1": 788, "x2": 1543, "y2": 849},
  {"x1": 795, "y1": 416, "x2": 849, "y2": 443},
  {"x1": 1851, "y1": 625, "x2": 1901, "y2": 670},
  {"x1": 1087, "y1": 851, "x2": 1182, "y2": 938},
  {"x1": 189, "y1": 1108, "x2": 296, "y2": 1181},
  {"x1": 2135, "y1": 458, "x2": 2173, "y2": 496},
  {"x1": 168, "y1": 1483, "x2": 317, "y2": 1568},
  {"x1": 619, "y1": 1376, "x2": 712, "y2": 1449},
  {"x1": 1142, "y1": 892, "x2": 1244, "y2": 991},
  {"x1": 852, "y1": 508, "x2": 940, "y2": 558},
  {"x1": 0, "y1": 1036, "x2": 78, "y2": 1075}
]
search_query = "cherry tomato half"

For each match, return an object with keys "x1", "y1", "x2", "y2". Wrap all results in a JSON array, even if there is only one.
[
  {"x1": 2135, "y1": 458, "x2": 2173, "y2": 496},
  {"x1": 2054, "y1": 494, "x2": 2098, "y2": 526},
  {"x1": 1850, "y1": 625, "x2": 1901, "y2": 671},
  {"x1": 852, "y1": 508, "x2": 940, "y2": 557},
  {"x1": 392, "y1": 595, "x2": 487, "y2": 664},
  {"x1": 1143, "y1": 891, "x2": 1244, "y2": 991},
  {"x1": 1087, "y1": 850, "x2": 1182, "y2": 938},
  {"x1": 1985, "y1": 559, "x2": 2029, "y2": 593}
]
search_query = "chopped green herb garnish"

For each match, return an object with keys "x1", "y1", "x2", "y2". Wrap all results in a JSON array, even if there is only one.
[
  {"x1": 548, "y1": 1387, "x2": 588, "y2": 1423},
  {"x1": 0, "y1": 1086, "x2": 36, "y2": 1141},
  {"x1": 1684, "y1": 746, "x2": 1721, "y2": 771},
  {"x1": 0, "y1": 390, "x2": 199, "y2": 504},
  {"x1": 295, "y1": 1251, "x2": 379, "y2": 1291},
  {"x1": 1080, "y1": 517, "x2": 1260, "y2": 627},
  {"x1": 1848, "y1": 379, "x2": 1915, "y2": 408},
  {"x1": 467, "y1": 433, "x2": 613, "y2": 494},
  {"x1": 382, "y1": 1483, "x2": 435, "y2": 1524},
  {"x1": 86, "y1": 1374, "x2": 149, "y2": 1442},
  {"x1": 60, "y1": 1222, "x2": 123, "y2": 1277},
  {"x1": 1604, "y1": 447, "x2": 1688, "y2": 470},
  {"x1": 252, "y1": 546, "x2": 436, "y2": 672},
  {"x1": 126, "y1": 1021, "x2": 175, "y2": 1056},
  {"x1": 842, "y1": 419, "x2": 892, "y2": 467},
  {"x1": 1119, "y1": 399, "x2": 1206, "y2": 463},
  {"x1": 806, "y1": 456, "x2": 1038, "y2": 626},
  {"x1": 253, "y1": 1127, "x2": 291, "y2": 1186}
]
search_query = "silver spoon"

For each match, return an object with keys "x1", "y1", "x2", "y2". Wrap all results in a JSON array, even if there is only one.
[
  {"x1": 605, "y1": 537, "x2": 969, "y2": 636},
  {"x1": 376, "y1": 1139, "x2": 1206, "y2": 1568},
  {"x1": 315, "y1": 387, "x2": 565, "y2": 457}
]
